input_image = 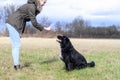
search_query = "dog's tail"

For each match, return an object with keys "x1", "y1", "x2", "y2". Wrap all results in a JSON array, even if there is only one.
[{"x1": 87, "y1": 61, "x2": 95, "y2": 67}]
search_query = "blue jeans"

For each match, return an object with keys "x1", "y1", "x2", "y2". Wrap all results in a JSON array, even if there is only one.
[{"x1": 6, "y1": 23, "x2": 21, "y2": 66}]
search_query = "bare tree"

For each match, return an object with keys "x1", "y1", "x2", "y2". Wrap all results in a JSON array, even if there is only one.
[{"x1": 55, "y1": 21, "x2": 63, "y2": 34}]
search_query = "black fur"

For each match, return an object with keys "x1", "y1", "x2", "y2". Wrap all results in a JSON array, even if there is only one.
[{"x1": 57, "y1": 35, "x2": 95, "y2": 71}]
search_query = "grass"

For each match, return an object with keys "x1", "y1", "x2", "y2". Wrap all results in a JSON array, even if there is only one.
[{"x1": 0, "y1": 37, "x2": 120, "y2": 80}]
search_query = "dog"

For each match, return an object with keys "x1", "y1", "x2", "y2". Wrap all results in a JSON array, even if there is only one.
[{"x1": 57, "y1": 35, "x2": 95, "y2": 71}]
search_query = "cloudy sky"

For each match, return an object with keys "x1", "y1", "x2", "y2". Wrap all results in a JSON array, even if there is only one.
[{"x1": 0, "y1": 0, "x2": 120, "y2": 26}]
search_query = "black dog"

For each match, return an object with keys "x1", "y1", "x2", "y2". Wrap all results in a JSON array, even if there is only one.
[{"x1": 57, "y1": 35, "x2": 95, "y2": 71}]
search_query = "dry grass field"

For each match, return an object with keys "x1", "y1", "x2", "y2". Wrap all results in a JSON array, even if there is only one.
[{"x1": 0, "y1": 37, "x2": 120, "y2": 80}]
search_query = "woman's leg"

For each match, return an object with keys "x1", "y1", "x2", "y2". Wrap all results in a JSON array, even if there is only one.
[{"x1": 6, "y1": 23, "x2": 21, "y2": 70}]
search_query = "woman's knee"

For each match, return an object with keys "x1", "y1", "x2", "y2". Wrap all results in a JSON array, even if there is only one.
[{"x1": 12, "y1": 41, "x2": 21, "y2": 48}]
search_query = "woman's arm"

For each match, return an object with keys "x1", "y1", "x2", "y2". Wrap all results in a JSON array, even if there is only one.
[{"x1": 28, "y1": 5, "x2": 44, "y2": 31}]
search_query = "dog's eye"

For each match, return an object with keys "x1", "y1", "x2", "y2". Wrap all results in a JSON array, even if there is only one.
[
  {"x1": 63, "y1": 37, "x2": 67, "y2": 40},
  {"x1": 63, "y1": 36, "x2": 66, "y2": 39}
]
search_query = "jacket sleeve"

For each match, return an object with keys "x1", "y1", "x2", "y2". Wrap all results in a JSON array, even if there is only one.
[{"x1": 28, "y1": 6, "x2": 43, "y2": 31}]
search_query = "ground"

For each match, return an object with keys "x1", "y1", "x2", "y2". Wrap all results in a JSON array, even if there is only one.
[{"x1": 0, "y1": 37, "x2": 120, "y2": 80}]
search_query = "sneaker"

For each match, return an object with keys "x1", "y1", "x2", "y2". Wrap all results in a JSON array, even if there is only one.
[
  {"x1": 18, "y1": 64, "x2": 21, "y2": 69},
  {"x1": 14, "y1": 65, "x2": 21, "y2": 70},
  {"x1": 14, "y1": 65, "x2": 17, "y2": 70}
]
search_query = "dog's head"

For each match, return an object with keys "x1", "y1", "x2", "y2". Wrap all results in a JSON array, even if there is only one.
[{"x1": 56, "y1": 35, "x2": 70, "y2": 48}]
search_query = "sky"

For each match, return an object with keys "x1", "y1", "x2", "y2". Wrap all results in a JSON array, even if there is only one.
[{"x1": 0, "y1": 0, "x2": 120, "y2": 26}]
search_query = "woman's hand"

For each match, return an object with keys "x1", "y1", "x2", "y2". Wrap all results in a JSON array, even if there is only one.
[{"x1": 44, "y1": 25, "x2": 52, "y2": 31}]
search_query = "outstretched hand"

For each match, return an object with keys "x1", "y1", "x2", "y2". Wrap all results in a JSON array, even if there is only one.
[
  {"x1": 44, "y1": 24, "x2": 53, "y2": 31},
  {"x1": 44, "y1": 26, "x2": 51, "y2": 31}
]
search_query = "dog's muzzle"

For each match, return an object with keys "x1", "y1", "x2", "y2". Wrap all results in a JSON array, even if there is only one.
[{"x1": 56, "y1": 39, "x2": 62, "y2": 43}]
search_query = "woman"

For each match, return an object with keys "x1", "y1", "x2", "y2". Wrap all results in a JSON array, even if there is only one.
[{"x1": 5, "y1": 0, "x2": 51, "y2": 70}]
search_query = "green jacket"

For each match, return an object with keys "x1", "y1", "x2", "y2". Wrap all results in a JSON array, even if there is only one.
[{"x1": 6, "y1": 0, "x2": 44, "y2": 33}]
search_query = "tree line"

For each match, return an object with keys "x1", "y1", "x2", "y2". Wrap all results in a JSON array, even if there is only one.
[
  {"x1": 0, "y1": 4, "x2": 120, "y2": 38},
  {"x1": 55, "y1": 17, "x2": 120, "y2": 38}
]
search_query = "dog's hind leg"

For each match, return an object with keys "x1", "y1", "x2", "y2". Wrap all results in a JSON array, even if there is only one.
[{"x1": 76, "y1": 62, "x2": 87, "y2": 69}]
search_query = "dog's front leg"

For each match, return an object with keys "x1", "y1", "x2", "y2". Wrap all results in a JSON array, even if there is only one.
[
  {"x1": 64, "y1": 56, "x2": 73, "y2": 71},
  {"x1": 65, "y1": 61, "x2": 73, "y2": 71},
  {"x1": 65, "y1": 62, "x2": 71, "y2": 71},
  {"x1": 67, "y1": 63, "x2": 73, "y2": 71},
  {"x1": 64, "y1": 56, "x2": 70, "y2": 71}
]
